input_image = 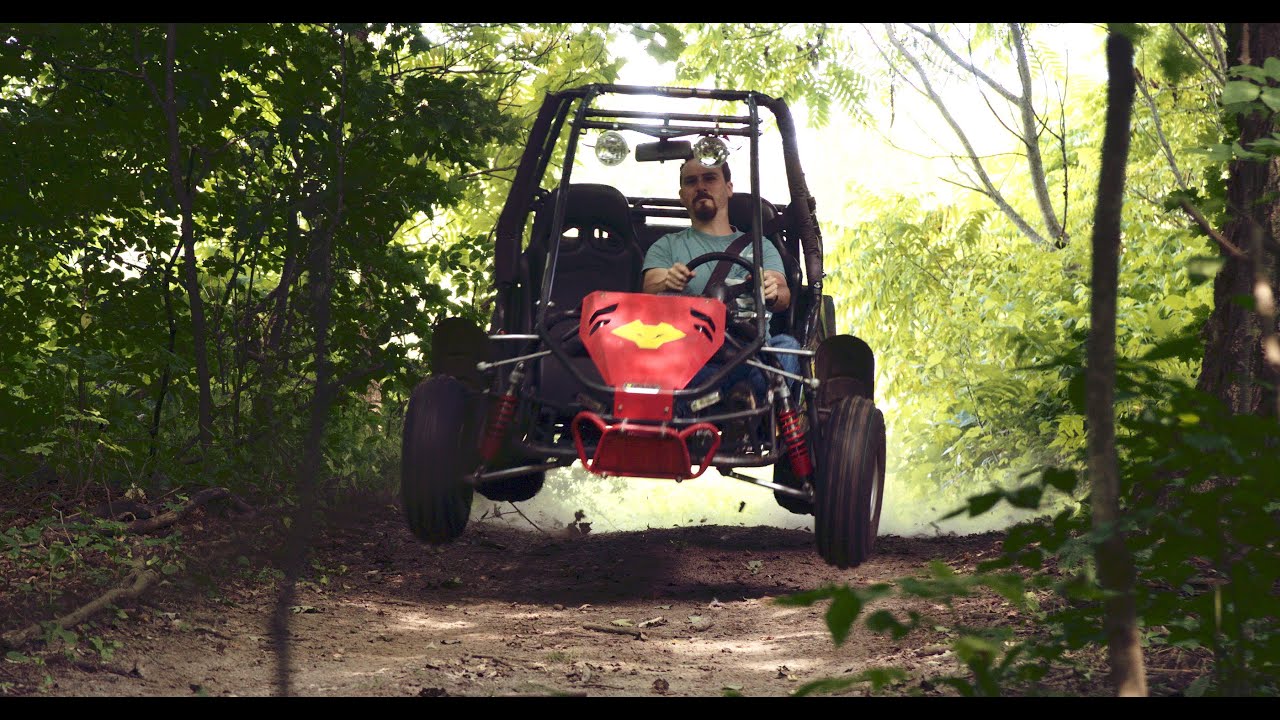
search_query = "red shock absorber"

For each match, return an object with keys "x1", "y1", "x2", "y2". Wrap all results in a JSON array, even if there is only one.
[
  {"x1": 778, "y1": 407, "x2": 812, "y2": 478},
  {"x1": 480, "y1": 393, "x2": 517, "y2": 463},
  {"x1": 480, "y1": 361, "x2": 527, "y2": 464}
]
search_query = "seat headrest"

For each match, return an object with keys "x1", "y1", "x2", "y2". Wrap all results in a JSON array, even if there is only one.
[
  {"x1": 532, "y1": 183, "x2": 636, "y2": 246},
  {"x1": 727, "y1": 194, "x2": 779, "y2": 234}
]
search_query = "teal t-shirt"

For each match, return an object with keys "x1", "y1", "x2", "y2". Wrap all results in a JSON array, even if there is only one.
[{"x1": 642, "y1": 227, "x2": 784, "y2": 297}]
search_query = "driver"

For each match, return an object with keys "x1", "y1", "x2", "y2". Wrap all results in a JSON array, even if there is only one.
[{"x1": 642, "y1": 158, "x2": 802, "y2": 399}]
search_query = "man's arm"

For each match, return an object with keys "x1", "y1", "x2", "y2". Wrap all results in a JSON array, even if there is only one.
[
  {"x1": 644, "y1": 264, "x2": 696, "y2": 294},
  {"x1": 642, "y1": 235, "x2": 694, "y2": 294},
  {"x1": 643, "y1": 267, "x2": 668, "y2": 294},
  {"x1": 763, "y1": 270, "x2": 790, "y2": 311},
  {"x1": 757, "y1": 237, "x2": 790, "y2": 311}
]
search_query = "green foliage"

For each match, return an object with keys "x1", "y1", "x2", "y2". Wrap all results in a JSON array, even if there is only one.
[
  {"x1": 1201, "y1": 59, "x2": 1280, "y2": 165},
  {"x1": 0, "y1": 22, "x2": 630, "y2": 507},
  {"x1": 1107, "y1": 24, "x2": 1150, "y2": 46},
  {"x1": 816, "y1": 22, "x2": 1221, "y2": 524},
  {"x1": 0, "y1": 514, "x2": 151, "y2": 602},
  {"x1": 672, "y1": 23, "x2": 872, "y2": 128},
  {"x1": 792, "y1": 667, "x2": 910, "y2": 696},
  {"x1": 776, "y1": 583, "x2": 896, "y2": 645},
  {"x1": 778, "y1": 22, "x2": 1277, "y2": 695},
  {"x1": 1153, "y1": 27, "x2": 1203, "y2": 85},
  {"x1": 787, "y1": 327, "x2": 1279, "y2": 694},
  {"x1": 629, "y1": 23, "x2": 687, "y2": 64}
]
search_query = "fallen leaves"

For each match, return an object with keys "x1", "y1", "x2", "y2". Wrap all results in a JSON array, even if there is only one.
[{"x1": 687, "y1": 615, "x2": 714, "y2": 632}]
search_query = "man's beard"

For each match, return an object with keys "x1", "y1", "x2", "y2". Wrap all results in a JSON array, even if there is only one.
[{"x1": 691, "y1": 197, "x2": 717, "y2": 222}]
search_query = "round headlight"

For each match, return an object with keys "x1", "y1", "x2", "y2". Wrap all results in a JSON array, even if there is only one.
[
  {"x1": 595, "y1": 131, "x2": 629, "y2": 166},
  {"x1": 693, "y1": 135, "x2": 729, "y2": 167}
]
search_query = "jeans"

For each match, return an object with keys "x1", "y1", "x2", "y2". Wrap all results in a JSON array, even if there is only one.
[{"x1": 687, "y1": 333, "x2": 802, "y2": 400}]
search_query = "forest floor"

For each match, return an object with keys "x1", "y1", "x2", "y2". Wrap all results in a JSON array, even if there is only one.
[{"x1": 0, "y1": 487, "x2": 1212, "y2": 698}]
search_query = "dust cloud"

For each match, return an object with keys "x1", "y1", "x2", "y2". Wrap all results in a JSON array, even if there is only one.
[{"x1": 471, "y1": 464, "x2": 1048, "y2": 539}]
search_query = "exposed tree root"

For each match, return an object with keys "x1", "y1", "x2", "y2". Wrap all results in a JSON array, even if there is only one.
[
  {"x1": 0, "y1": 565, "x2": 158, "y2": 651},
  {"x1": 124, "y1": 487, "x2": 246, "y2": 534},
  {"x1": 24, "y1": 487, "x2": 253, "y2": 549},
  {"x1": 582, "y1": 623, "x2": 648, "y2": 640},
  {"x1": 2, "y1": 488, "x2": 258, "y2": 651}
]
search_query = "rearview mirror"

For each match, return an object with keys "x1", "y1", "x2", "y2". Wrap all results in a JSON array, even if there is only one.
[{"x1": 635, "y1": 140, "x2": 693, "y2": 163}]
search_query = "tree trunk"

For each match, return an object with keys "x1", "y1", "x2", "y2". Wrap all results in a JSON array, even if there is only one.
[
  {"x1": 148, "y1": 256, "x2": 179, "y2": 465},
  {"x1": 1087, "y1": 29, "x2": 1148, "y2": 698},
  {"x1": 155, "y1": 25, "x2": 215, "y2": 453},
  {"x1": 247, "y1": 221, "x2": 302, "y2": 460},
  {"x1": 272, "y1": 28, "x2": 349, "y2": 697},
  {"x1": 1196, "y1": 23, "x2": 1280, "y2": 419}
]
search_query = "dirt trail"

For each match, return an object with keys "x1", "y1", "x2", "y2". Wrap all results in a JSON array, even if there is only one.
[{"x1": 3, "y1": 497, "x2": 1110, "y2": 697}]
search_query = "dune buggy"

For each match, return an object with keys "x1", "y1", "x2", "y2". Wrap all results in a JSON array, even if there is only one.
[{"x1": 402, "y1": 84, "x2": 884, "y2": 568}]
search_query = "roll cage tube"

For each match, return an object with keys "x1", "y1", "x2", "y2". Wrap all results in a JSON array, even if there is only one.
[
  {"x1": 536, "y1": 87, "x2": 596, "y2": 315},
  {"x1": 494, "y1": 92, "x2": 565, "y2": 290},
  {"x1": 495, "y1": 85, "x2": 823, "y2": 290},
  {"x1": 492, "y1": 85, "x2": 820, "y2": 399},
  {"x1": 532, "y1": 89, "x2": 773, "y2": 399},
  {"x1": 581, "y1": 84, "x2": 825, "y2": 294},
  {"x1": 756, "y1": 94, "x2": 827, "y2": 352}
]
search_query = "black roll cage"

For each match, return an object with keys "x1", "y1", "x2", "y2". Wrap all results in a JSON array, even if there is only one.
[{"x1": 490, "y1": 84, "x2": 827, "y2": 402}]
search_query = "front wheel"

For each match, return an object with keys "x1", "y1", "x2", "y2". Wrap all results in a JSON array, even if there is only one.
[
  {"x1": 813, "y1": 396, "x2": 886, "y2": 569},
  {"x1": 401, "y1": 375, "x2": 475, "y2": 544}
]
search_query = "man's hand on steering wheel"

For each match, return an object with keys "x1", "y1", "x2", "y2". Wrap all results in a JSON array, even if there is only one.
[
  {"x1": 661, "y1": 262, "x2": 695, "y2": 293},
  {"x1": 684, "y1": 252, "x2": 759, "y2": 306}
]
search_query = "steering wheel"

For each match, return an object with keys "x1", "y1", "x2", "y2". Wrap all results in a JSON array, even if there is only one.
[{"x1": 685, "y1": 251, "x2": 758, "y2": 305}]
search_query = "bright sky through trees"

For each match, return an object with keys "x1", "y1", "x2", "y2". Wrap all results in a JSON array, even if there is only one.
[{"x1": 597, "y1": 24, "x2": 1109, "y2": 219}]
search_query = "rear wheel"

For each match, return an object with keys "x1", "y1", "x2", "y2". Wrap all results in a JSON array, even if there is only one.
[
  {"x1": 813, "y1": 396, "x2": 886, "y2": 569},
  {"x1": 401, "y1": 375, "x2": 475, "y2": 544}
]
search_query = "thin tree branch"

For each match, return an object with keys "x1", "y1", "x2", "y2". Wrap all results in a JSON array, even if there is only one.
[
  {"x1": 862, "y1": 25, "x2": 929, "y2": 99},
  {"x1": 1134, "y1": 69, "x2": 1189, "y2": 192},
  {"x1": 1170, "y1": 23, "x2": 1225, "y2": 85},
  {"x1": 273, "y1": 23, "x2": 350, "y2": 699},
  {"x1": 884, "y1": 23, "x2": 1051, "y2": 247},
  {"x1": 123, "y1": 487, "x2": 237, "y2": 534},
  {"x1": 905, "y1": 22, "x2": 1019, "y2": 103},
  {"x1": 508, "y1": 502, "x2": 551, "y2": 536},
  {"x1": 1205, "y1": 23, "x2": 1229, "y2": 82},
  {"x1": 1178, "y1": 198, "x2": 1246, "y2": 259},
  {"x1": 1011, "y1": 23, "x2": 1065, "y2": 244}
]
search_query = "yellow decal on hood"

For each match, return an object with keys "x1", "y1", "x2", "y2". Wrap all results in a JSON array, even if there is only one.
[{"x1": 612, "y1": 320, "x2": 686, "y2": 349}]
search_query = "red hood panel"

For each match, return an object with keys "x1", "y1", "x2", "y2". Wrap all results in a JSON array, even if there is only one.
[{"x1": 579, "y1": 291, "x2": 726, "y2": 390}]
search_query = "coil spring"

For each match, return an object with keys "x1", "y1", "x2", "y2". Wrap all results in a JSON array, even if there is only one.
[
  {"x1": 480, "y1": 393, "x2": 517, "y2": 462},
  {"x1": 778, "y1": 408, "x2": 812, "y2": 478}
]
